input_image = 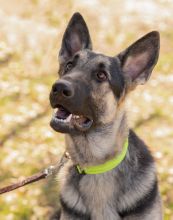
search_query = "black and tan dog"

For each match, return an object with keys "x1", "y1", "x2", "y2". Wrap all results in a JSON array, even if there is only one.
[{"x1": 49, "y1": 13, "x2": 162, "y2": 220}]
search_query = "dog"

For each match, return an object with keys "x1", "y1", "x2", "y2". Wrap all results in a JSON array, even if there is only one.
[{"x1": 49, "y1": 12, "x2": 162, "y2": 220}]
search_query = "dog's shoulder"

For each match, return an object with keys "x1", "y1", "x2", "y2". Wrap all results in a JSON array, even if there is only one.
[{"x1": 128, "y1": 129, "x2": 154, "y2": 165}]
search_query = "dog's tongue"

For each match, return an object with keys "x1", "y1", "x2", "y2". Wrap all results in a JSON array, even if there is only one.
[{"x1": 56, "y1": 107, "x2": 70, "y2": 119}]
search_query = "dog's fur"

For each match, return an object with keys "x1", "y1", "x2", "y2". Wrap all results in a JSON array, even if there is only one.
[{"x1": 49, "y1": 13, "x2": 162, "y2": 220}]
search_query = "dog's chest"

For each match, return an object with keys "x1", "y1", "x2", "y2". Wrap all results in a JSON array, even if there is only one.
[
  {"x1": 58, "y1": 163, "x2": 121, "y2": 220},
  {"x1": 80, "y1": 173, "x2": 120, "y2": 219}
]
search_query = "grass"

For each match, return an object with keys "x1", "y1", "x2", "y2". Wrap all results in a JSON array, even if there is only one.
[{"x1": 0, "y1": 0, "x2": 173, "y2": 219}]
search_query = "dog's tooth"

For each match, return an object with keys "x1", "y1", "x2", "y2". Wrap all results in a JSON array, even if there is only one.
[
  {"x1": 73, "y1": 115, "x2": 79, "y2": 119},
  {"x1": 55, "y1": 117, "x2": 59, "y2": 122},
  {"x1": 66, "y1": 114, "x2": 72, "y2": 122},
  {"x1": 64, "y1": 117, "x2": 69, "y2": 122}
]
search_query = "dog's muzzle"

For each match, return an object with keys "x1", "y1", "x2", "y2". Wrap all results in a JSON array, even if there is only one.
[{"x1": 49, "y1": 79, "x2": 93, "y2": 133}]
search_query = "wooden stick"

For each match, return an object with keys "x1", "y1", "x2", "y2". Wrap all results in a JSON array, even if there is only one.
[
  {"x1": 0, "y1": 152, "x2": 69, "y2": 195},
  {"x1": 0, "y1": 171, "x2": 47, "y2": 194}
]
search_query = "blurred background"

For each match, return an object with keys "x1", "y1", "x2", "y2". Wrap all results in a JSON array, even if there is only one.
[{"x1": 0, "y1": 0, "x2": 173, "y2": 219}]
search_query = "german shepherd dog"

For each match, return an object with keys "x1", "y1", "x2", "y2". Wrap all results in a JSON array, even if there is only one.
[{"x1": 49, "y1": 13, "x2": 162, "y2": 220}]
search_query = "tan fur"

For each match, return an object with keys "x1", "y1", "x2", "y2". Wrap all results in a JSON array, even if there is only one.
[
  {"x1": 58, "y1": 160, "x2": 87, "y2": 214},
  {"x1": 80, "y1": 173, "x2": 121, "y2": 220},
  {"x1": 64, "y1": 93, "x2": 128, "y2": 168},
  {"x1": 97, "y1": 90, "x2": 117, "y2": 124}
]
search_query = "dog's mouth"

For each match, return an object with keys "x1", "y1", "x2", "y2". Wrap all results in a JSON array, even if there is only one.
[{"x1": 50, "y1": 105, "x2": 93, "y2": 133}]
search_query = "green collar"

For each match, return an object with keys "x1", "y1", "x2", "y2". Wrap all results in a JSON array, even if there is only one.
[{"x1": 76, "y1": 138, "x2": 128, "y2": 175}]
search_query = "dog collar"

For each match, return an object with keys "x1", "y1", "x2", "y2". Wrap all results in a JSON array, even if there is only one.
[{"x1": 76, "y1": 138, "x2": 128, "y2": 174}]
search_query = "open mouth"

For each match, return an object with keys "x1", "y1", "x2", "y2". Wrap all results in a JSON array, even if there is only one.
[{"x1": 50, "y1": 105, "x2": 93, "y2": 133}]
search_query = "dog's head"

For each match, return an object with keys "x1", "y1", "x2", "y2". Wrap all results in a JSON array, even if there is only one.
[{"x1": 49, "y1": 13, "x2": 160, "y2": 134}]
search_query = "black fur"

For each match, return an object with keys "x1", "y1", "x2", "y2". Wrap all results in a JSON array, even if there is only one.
[
  {"x1": 60, "y1": 196, "x2": 90, "y2": 220},
  {"x1": 118, "y1": 179, "x2": 158, "y2": 217}
]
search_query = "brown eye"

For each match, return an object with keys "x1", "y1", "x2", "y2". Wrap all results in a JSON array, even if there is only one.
[
  {"x1": 96, "y1": 71, "x2": 108, "y2": 81},
  {"x1": 65, "y1": 62, "x2": 73, "y2": 71}
]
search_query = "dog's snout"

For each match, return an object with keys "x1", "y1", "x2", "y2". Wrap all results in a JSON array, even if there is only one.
[{"x1": 52, "y1": 80, "x2": 74, "y2": 98}]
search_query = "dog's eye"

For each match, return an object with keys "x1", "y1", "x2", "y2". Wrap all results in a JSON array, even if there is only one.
[
  {"x1": 96, "y1": 71, "x2": 108, "y2": 81},
  {"x1": 65, "y1": 62, "x2": 73, "y2": 71}
]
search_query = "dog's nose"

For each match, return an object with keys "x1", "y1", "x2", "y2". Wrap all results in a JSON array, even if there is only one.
[{"x1": 52, "y1": 80, "x2": 74, "y2": 98}]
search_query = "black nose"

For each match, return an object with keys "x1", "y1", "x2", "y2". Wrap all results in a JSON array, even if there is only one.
[{"x1": 52, "y1": 80, "x2": 74, "y2": 98}]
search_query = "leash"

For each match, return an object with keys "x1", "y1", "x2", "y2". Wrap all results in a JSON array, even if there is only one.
[
  {"x1": 0, "y1": 139, "x2": 129, "y2": 194},
  {"x1": 0, "y1": 152, "x2": 70, "y2": 195}
]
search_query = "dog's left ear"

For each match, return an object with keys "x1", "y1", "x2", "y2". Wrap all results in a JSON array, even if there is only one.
[
  {"x1": 59, "y1": 12, "x2": 92, "y2": 64},
  {"x1": 118, "y1": 31, "x2": 160, "y2": 91}
]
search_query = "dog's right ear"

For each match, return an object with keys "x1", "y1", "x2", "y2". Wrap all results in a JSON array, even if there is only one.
[{"x1": 59, "y1": 12, "x2": 92, "y2": 64}]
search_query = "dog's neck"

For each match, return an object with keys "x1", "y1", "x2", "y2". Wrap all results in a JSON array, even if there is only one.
[{"x1": 65, "y1": 109, "x2": 129, "y2": 167}]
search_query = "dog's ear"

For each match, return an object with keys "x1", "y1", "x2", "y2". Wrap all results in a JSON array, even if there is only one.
[
  {"x1": 118, "y1": 31, "x2": 160, "y2": 91},
  {"x1": 59, "y1": 12, "x2": 92, "y2": 63}
]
